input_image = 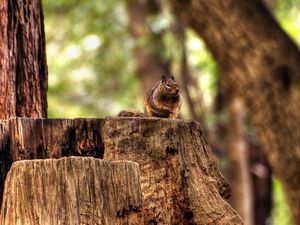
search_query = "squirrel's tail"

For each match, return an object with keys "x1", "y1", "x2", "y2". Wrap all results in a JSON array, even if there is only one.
[{"x1": 117, "y1": 110, "x2": 146, "y2": 117}]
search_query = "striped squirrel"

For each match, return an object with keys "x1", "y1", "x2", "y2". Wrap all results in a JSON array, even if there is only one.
[
  {"x1": 144, "y1": 75, "x2": 181, "y2": 118},
  {"x1": 118, "y1": 75, "x2": 182, "y2": 119}
]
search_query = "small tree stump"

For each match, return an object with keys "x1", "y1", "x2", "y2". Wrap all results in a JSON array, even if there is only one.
[
  {"x1": 0, "y1": 118, "x2": 104, "y2": 202},
  {"x1": 0, "y1": 157, "x2": 143, "y2": 225},
  {"x1": 103, "y1": 117, "x2": 243, "y2": 225}
]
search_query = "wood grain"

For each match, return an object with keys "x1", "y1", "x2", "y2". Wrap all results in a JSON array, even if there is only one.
[
  {"x1": 0, "y1": 157, "x2": 143, "y2": 225},
  {"x1": 103, "y1": 117, "x2": 243, "y2": 225}
]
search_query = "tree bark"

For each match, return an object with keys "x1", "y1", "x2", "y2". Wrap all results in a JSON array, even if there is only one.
[
  {"x1": 171, "y1": 1, "x2": 300, "y2": 223},
  {"x1": 103, "y1": 117, "x2": 242, "y2": 224},
  {"x1": 0, "y1": 117, "x2": 243, "y2": 224},
  {"x1": 0, "y1": 0, "x2": 48, "y2": 119},
  {"x1": 0, "y1": 157, "x2": 143, "y2": 225}
]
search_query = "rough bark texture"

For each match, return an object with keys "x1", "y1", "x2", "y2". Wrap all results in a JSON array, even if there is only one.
[
  {"x1": 0, "y1": 157, "x2": 143, "y2": 225},
  {"x1": 0, "y1": 0, "x2": 48, "y2": 119},
  {"x1": 227, "y1": 98, "x2": 253, "y2": 225},
  {"x1": 103, "y1": 117, "x2": 242, "y2": 225},
  {"x1": 0, "y1": 117, "x2": 243, "y2": 224},
  {"x1": 171, "y1": 1, "x2": 300, "y2": 223}
]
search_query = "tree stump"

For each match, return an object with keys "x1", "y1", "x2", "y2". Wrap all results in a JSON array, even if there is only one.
[
  {"x1": 0, "y1": 118, "x2": 104, "y2": 204},
  {"x1": 0, "y1": 157, "x2": 143, "y2": 225},
  {"x1": 0, "y1": 117, "x2": 243, "y2": 224},
  {"x1": 103, "y1": 117, "x2": 243, "y2": 224}
]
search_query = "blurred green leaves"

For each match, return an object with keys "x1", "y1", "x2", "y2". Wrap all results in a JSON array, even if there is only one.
[
  {"x1": 275, "y1": 0, "x2": 300, "y2": 44},
  {"x1": 44, "y1": 0, "x2": 220, "y2": 119},
  {"x1": 44, "y1": 0, "x2": 141, "y2": 117},
  {"x1": 272, "y1": 178, "x2": 292, "y2": 225}
]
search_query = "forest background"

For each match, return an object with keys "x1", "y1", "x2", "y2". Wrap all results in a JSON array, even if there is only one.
[{"x1": 44, "y1": 0, "x2": 300, "y2": 224}]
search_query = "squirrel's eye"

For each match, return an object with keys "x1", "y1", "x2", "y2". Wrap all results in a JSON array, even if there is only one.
[{"x1": 166, "y1": 84, "x2": 171, "y2": 89}]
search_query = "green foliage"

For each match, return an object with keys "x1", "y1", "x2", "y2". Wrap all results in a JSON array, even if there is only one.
[
  {"x1": 272, "y1": 178, "x2": 292, "y2": 225},
  {"x1": 44, "y1": 0, "x2": 219, "y2": 119},
  {"x1": 44, "y1": 0, "x2": 142, "y2": 117},
  {"x1": 274, "y1": 0, "x2": 300, "y2": 44}
]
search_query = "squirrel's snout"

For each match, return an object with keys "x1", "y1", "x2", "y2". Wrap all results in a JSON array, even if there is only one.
[{"x1": 175, "y1": 88, "x2": 179, "y2": 94}]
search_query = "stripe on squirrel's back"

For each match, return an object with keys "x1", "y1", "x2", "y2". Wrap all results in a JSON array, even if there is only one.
[{"x1": 144, "y1": 77, "x2": 181, "y2": 118}]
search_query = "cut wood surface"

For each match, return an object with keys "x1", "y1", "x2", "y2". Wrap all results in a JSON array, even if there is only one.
[
  {"x1": 0, "y1": 117, "x2": 243, "y2": 224},
  {"x1": 0, "y1": 157, "x2": 143, "y2": 225}
]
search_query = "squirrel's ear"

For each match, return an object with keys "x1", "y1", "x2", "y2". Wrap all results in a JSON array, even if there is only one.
[
  {"x1": 171, "y1": 75, "x2": 175, "y2": 80},
  {"x1": 162, "y1": 75, "x2": 166, "y2": 82}
]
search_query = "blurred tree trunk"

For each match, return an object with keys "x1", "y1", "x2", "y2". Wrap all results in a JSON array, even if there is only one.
[
  {"x1": 216, "y1": 72, "x2": 272, "y2": 225},
  {"x1": 172, "y1": 0, "x2": 300, "y2": 224},
  {"x1": 227, "y1": 97, "x2": 253, "y2": 225},
  {"x1": 0, "y1": 0, "x2": 48, "y2": 119},
  {"x1": 249, "y1": 137, "x2": 272, "y2": 225},
  {"x1": 173, "y1": 17, "x2": 204, "y2": 123},
  {"x1": 0, "y1": 0, "x2": 48, "y2": 208},
  {"x1": 126, "y1": 0, "x2": 170, "y2": 91}
]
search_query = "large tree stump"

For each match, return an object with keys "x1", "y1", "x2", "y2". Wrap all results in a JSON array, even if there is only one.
[
  {"x1": 0, "y1": 157, "x2": 143, "y2": 225},
  {"x1": 103, "y1": 117, "x2": 243, "y2": 224},
  {"x1": 0, "y1": 117, "x2": 243, "y2": 224}
]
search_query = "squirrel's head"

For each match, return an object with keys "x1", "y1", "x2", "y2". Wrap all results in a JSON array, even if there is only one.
[{"x1": 159, "y1": 75, "x2": 180, "y2": 97}]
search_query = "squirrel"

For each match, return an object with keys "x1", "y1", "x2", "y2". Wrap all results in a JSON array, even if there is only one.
[
  {"x1": 144, "y1": 75, "x2": 182, "y2": 118},
  {"x1": 118, "y1": 75, "x2": 182, "y2": 119}
]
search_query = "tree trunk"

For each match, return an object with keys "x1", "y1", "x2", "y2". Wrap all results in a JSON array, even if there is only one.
[
  {"x1": 248, "y1": 138, "x2": 272, "y2": 225},
  {"x1": 173, "y1": 17, "x2": 204, "y2": 123},
  {"x1": 126, "y1": 0, "x2": 170, "y2": 91},
  {"x1": 171, "y1": 1, "x2": 300, "y2": 223},
  {"x1": 227, "y1": 98, "x2": 253, "y2": 225},
  {"x1": 0, "y1": 157, "x2": 143, "y2": 225},
  {"x1": 0, "y1": 0, "x2": 48, "y2": 119},
  {"x1": 0, "y1": 117, "x2": 243, "y2": 224}
]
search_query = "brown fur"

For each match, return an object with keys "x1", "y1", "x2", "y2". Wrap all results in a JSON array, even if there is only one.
[
  {"x1": 144, "y1": 76, "x2": 182, "y2": 119},
  {"x1": 117, "y1": 110, "x2": 146, "y2": 117}
]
